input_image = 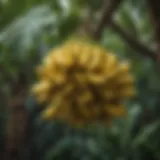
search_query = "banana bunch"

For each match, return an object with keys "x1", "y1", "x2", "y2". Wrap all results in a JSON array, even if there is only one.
[{"x1": 32, "y1": 39, "x2": 135, "y2": 127}]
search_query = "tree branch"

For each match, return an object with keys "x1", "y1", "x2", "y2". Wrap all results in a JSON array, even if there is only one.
[
  {"x1": 90, "y1": 0, "x2": 159, "y2": 62},
  {"x1": 110, "y1": 21, "x2": 159, "y2": 62},
  {"x1": 146, "y1": 0, "x2": 160, "y2": 54},
  {"x1": 93, "y1": 0, "x2": 123, "y2": 40}
]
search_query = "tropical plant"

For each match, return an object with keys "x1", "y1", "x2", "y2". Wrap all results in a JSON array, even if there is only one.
[{"x1": 0, "y1": 0, "x2": 160, "y2": 160}]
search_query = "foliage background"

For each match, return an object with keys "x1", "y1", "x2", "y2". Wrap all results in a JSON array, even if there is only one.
[{"x1": 0, "y1": 0, "x2": 160, "y2": 160}]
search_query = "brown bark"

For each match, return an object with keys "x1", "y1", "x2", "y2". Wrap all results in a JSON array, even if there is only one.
[
  {"x1": 5, "y1": 96, "x2": 28, "y2": 160},
  {"x1": 93, "y1": 0, "x2": 123, "y2": 40},
  {"x1": 4, "y1": 74, "x2": 29, "y2": 160}
]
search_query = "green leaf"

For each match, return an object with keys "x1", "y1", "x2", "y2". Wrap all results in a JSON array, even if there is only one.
[{"x1": 132, "y1": 121, "x2": 160, "y2": 148}]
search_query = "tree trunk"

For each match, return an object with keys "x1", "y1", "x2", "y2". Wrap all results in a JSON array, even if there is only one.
[
  {"x1": 4, "y1": 74, "x2": 29, "y2": 160},
  {"x1": 146, "y1": 0, "x2": 160, "y2": 54},
  {"x1": 4, "y1": 93, "x2": 28, "y2": 160}
]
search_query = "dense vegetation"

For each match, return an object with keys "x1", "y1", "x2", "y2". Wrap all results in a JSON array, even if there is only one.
[{"x1": 0, "y1": 0, "x2": 160, "y2": 160}]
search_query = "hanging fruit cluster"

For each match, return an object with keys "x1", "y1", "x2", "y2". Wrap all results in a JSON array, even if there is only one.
[{"x1": 32, "y1": 39, "x2": 135, "y2": 127}]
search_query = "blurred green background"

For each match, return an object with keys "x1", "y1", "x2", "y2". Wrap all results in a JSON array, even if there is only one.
[{"x1": 0, "y1": 0, "x2": 160, "y2": 160}]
